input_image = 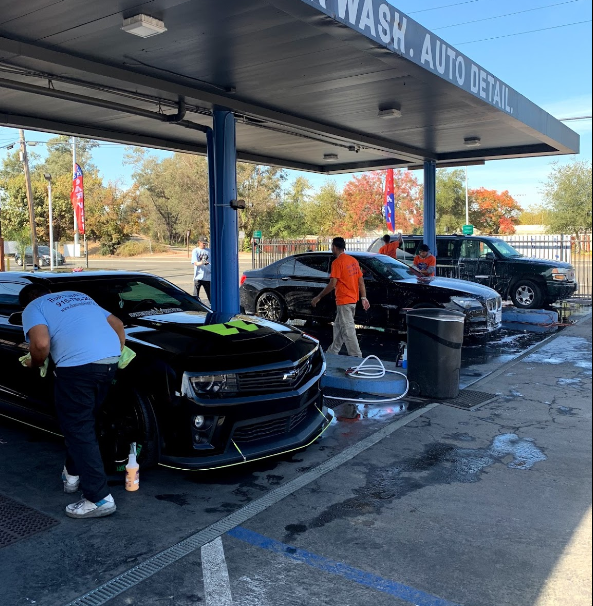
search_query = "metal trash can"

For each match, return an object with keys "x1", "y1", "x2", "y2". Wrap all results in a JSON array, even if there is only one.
[{"x1": 406, "y1": 309, "x2": 465, "y2": 399}]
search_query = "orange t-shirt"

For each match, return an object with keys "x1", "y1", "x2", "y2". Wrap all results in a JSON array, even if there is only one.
[
  {"x1": 330, "y1": 253, "x2": 363, "y2": 306},
  {"x1": 378, "y1": 241, "x2": 399, "y2": 259},
  {"x1": 414, "y1": 254, "x2": 437, "y2": 274}
]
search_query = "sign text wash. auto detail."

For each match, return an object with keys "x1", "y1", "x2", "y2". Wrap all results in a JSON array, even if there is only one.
[{"x1": 305, "y1": 0, "x2": 516, "y2": 115}]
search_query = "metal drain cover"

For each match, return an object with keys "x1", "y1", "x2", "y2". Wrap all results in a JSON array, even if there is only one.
[
  {"x1": 0, "y1": 494, "x2": 59, "y2": 549},
  {"x1": 436, "y1": 389, "x2": 499, "y2": 410}
]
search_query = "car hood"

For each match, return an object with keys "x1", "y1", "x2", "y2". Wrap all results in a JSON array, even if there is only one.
[
  {"x1": 123, "y1": 310, "x2": 315, "y2": 372},
  {"x1": 397, "y1": 276, "x2": 499, "y2": 298},
  {"x1": 500, "y1": 256, "x2": 573, "y2": 269}
]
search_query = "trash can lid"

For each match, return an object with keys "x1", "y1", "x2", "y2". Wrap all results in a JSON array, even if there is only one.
[{"x1": 406, "y1": 309, "x2": 465, "y2": 322}]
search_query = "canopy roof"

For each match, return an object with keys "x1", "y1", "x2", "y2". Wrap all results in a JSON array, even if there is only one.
[{"x1": 0, "y1": 0, "x2": 579, "y2": 173}]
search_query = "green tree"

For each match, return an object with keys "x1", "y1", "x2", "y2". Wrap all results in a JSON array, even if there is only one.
[
  {"x1": 542, "y1": 161, "x2": 592, "y2": 241},
  {"x1": 303, "y1": 180, "x2": 345, "y2": 236},
  {"x1": 436, "y1": 169, "x2": 466, "y2": 234},
  {"x1": 268, "y1": 177, "x2": 311, "y2": 238},
  {"x1": 41, "y1": 136, "x2": 99, "y2": 178}
]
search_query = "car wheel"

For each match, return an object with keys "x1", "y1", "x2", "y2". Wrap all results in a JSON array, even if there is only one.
[
  {"x1": 511, "y1": 280, "x2": 543, "y2": 309},
  {"x1": 99, "y1": 389, "x2": 160, "y2": 473},
  {"x1": 255, "y1": 291, "x2": 288, "y2": 323}
]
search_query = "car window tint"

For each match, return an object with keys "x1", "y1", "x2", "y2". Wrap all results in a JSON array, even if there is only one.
[
  {"x1": 0, "y1": 281, "x2": 27, "y2": 311},
  {"x1": 460, "y1": 240, "x2": 481, "y2": 259},
  {"x1": 277, "y1": 259, "x2": 295, "y2": 276},
  {"x1": 479, "y1": 242, "x2": 495, "y2": 257},
  {"x1": 51, "y1": 278, "x2": 207, "y2": 317},
  {"x1": 294, "y1": 256, "x2": 330, "y2": 278},
  {"x1": 369, "y1": 239, "x2": 382, "y2": 253},
  {"x1": 437, "y1": 239, "x2": 456, "y2": 259},
  {"x1": 402, "y1": 239, "x2": 420, "y2": 255},
  {"x1": 364, "y1": 257, "x2": 417, "y2": 281}
]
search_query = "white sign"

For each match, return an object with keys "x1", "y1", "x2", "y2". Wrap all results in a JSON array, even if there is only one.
[{"x1": 303, "y1": 0, "x2": 516, "y2": 115}]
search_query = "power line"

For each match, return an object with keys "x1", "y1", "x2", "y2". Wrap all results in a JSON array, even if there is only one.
[
  {"x1": 454, "y1": 19, "x2": 592, "y2": 45},
  {"x1": 560, "y1": 116, "x2": 592, "y2": 121},
  {"x1": 410, "y1": 0, "x2": 482, "y2": 14},
  {"x1": 434, "y1": 0, "x2": 583, "y2": 30}
]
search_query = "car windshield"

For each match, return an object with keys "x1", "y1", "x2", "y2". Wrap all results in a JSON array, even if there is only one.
[
  {"x1": 362, "y1": 256, "x2": 419, "y2": 281},
  {"x1": 52, "y1": 276, "x2": 208, "y2": 319},
  {"x1": 491, "y1": 240, "x2": 523, "y2": 257}
]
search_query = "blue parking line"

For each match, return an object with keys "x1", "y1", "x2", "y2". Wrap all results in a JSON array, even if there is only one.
[{"x1": 227, "y1": 527, "x2": 463, "y2": 606}]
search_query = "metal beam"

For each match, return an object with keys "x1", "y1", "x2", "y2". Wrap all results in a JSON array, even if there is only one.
[
  {"x1": 423, "y1": 161, "x2": 437, "y2": 257},
  {"x1": 0, "y1": 36, "x2": 429, "y2": 163},
  {"x1": 210, "y1": 109, "x2": 240, "y2": 315}
]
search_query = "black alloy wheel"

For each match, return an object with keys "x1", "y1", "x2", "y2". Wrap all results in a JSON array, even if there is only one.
[
  {"x1": 255, "y1": 291, "x2": 288, "y2": 322},
  {"x1": 511, "y1": 280, "x2": 543, "y2": 309},
  {"x1": 98, "y1": 389, "x2": 160, "y2": 473}
]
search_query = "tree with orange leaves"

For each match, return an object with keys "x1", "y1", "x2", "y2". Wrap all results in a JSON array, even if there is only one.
[{"x1": 469, "y1": 188, "x2": 521, "y2": 235}]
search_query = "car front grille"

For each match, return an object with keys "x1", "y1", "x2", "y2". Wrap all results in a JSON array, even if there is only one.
[
  {"x1": 237, "y1": 354, "x2": 316, "y2": 393},
  {"x1": 233, "y1": 407, "x2": 310, "y2": 444}
]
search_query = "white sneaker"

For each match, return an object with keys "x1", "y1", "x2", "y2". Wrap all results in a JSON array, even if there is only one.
[
  {"x1": 62, "y1": 467, "x2": 80, "y2": 494},
  {"x1": 65, "y1": 494, "x2": 116, "y2": 519}
]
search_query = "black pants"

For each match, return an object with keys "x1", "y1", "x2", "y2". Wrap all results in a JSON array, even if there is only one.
[
  {"x1": 54, "y1": 363, "x2": 117, "y2": 503},
  {"x1": 194, "y1": 280, "x2": 211, "y2": 301}
]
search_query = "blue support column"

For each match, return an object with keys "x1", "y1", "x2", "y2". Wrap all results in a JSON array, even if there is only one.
[
  {"x1": 423, "y1": 160, "x2": 437, "y2": 256},
  {"x1": 209, "y1": 109, "x2": 240, "y2": 315}
]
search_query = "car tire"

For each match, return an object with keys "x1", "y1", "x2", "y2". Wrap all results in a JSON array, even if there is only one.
[
  {"x1": 255, "y1": 291, "x2": 288, "y2": 323},
  {"x1": 99, "y1": 389, "x2": 160, "y2": 473},
  {"x1": 511, "y1": 280, "x2": 543, "y2": 309}
]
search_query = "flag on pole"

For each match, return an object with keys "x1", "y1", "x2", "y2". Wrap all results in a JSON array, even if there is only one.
[
  {"x1": 384, "y1": 168, "x2": 395, "y2": 233},
  {"x1": 71, "y1": 163, "x2": 85, "y2": 235}
]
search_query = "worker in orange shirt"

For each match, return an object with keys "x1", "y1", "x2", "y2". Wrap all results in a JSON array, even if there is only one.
[
  {"x1": 311, "y1": 237, "x2": 370, "y2": 358},
  {"x1": 378, "y1": 234, "x2": 400, "y2": 259},
  {"x1": 413, "y1": 244, "x2": 437, "y2": 277}
]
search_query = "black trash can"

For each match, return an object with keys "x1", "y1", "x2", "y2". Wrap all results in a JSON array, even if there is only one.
[{"x1": 406, "y1": 309, "x2": 465, "y2": 399}]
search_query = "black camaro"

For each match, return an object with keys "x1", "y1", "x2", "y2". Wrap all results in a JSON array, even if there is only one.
[
  {"x1": 241, "y1": 252, "x2": 503, "y2": 336},
  {"x1": 0, "y1": 272, "x2": 330, "y2": 471}
]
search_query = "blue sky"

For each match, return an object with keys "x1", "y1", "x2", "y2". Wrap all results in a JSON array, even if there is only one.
[{"x1": 1, "y1": 0, "x2": 591, "y2": 209}]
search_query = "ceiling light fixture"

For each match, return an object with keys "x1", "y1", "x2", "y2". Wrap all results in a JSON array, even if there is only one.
[
  {"x1": 378, "y1": 107, "x2": 402, "y2": 119},
  {"x1": 122, "y1": 14, "x2": 167, "y2": 38},
  {"x1": 464, "y1": 137, "x2": 482, "y2": 148},
  {"x1": 323, "y1": 153, "x2": 339, "y2": 162}
]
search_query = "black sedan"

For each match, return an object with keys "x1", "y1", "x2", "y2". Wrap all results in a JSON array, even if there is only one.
[
  {"x1": 0, "y1": 272, "x2": 330, "y2": 472},
  {"x1": 241, "y1": 252, "x2": 503, "y2": 336}
]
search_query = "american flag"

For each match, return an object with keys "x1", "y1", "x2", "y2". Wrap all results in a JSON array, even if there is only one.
[{"x1": 384, "y1": 168, "x2": 395, "y2": 232}]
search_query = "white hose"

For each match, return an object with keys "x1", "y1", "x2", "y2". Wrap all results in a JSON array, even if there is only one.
[{"x1": 323, "y1": 355, "x2": 410, "y2": 404}]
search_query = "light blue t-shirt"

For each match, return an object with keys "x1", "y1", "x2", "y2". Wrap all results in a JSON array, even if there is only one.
[
  {"x1": 22, "y1": 291, "x2": 122, "y2": 368},
  {"x1": 191, "y1": 247, "x2": 212, "y2": 281}
]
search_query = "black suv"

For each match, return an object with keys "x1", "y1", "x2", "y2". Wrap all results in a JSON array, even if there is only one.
[
  {"x1": 0, "y1": 272, "x2": 330, "y2": 472},
  {"x1": 369, "y1": 235, "x2": 577, "y2": 309}
]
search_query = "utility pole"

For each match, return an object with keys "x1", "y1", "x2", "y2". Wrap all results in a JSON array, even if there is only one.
[
  {"x1": 72, "y1": 136, "x2": 80, "y2": 257},
  {"x1": 45, "y1": 174, "x2": 55, "y2": 271},
  {"x1": 0, "y1": 201, "x2": 4, "y2": 272},
  {"x1": 19, "y1": 129, "x2": 39, "y2": 268}
]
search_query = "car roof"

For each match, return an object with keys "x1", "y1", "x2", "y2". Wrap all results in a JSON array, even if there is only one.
[{"x1": 3, "y1": 271, "x2": 153, "y2": 281}]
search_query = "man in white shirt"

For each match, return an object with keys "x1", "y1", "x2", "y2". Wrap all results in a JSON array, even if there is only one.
[{"x1": 191, "y1": 237, "x2": 212, "y2": 302}]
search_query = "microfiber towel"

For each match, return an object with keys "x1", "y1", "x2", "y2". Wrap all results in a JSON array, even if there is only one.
[
  {"x1": 19, "y1": 354, "x2": 49, "y2": 378},
  {"x1": 118, "y1": 346, "x2": 136, "y2": 370}
]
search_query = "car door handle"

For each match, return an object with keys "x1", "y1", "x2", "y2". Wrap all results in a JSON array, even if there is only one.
[{"x1": 281, "y1": 277, "x2": 291, "y2": 281}]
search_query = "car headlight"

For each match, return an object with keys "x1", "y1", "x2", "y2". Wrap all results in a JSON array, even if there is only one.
[
  {"x1": 182, "y1": 372, "x2": 238, "y2": 397},
  {"x1": 450, "y1": 296, "x2": 483, "y2": 310},
  {"x1": 552, "y1": 268, "x2": 569, "y2": 281}
]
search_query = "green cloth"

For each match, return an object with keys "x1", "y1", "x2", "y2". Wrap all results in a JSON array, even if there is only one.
[
  {"x1": 118, "y1": 346, "x2": 136, "y2": 369},
  {"x1": 19, "y1": 354, "x2": 49, "y2": 378}
]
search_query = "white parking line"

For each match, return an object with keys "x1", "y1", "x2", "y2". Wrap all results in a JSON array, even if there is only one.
[{"x1": 202, "y1": 537, "x2": 234, "y2": 606}]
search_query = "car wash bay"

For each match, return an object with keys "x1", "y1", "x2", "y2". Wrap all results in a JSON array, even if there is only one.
[{"x1": 0, "y1": 0, "x2": 588, "y2": 605}]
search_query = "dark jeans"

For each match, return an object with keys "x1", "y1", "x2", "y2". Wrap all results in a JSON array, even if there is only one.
[
  {"x1": 194, "y1": 280, "x2": 211, "y2": 301},
  {"x1": 54, "y1": 363, "x2": 117, "y2": 503}
]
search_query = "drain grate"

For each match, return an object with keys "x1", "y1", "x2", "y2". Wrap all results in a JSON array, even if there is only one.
[
  {"x1": 434, "y1": 389, "x2": 499, "y2": 411},
  {"x1": 0, "y1": 494, "x2": 59, "y2": 549}
]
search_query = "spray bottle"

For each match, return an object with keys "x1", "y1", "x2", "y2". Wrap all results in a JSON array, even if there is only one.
[
  {"x1": 125, "y1": 442, "x2": 139, "y2": 492},
  {"x1": 401, "y1": 346, "x2": 408, "y2": 370}
]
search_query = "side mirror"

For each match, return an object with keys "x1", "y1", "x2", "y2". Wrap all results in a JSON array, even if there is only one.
[{"x1": 9, "y1": 312, "x2": 23, "y2": 326}]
